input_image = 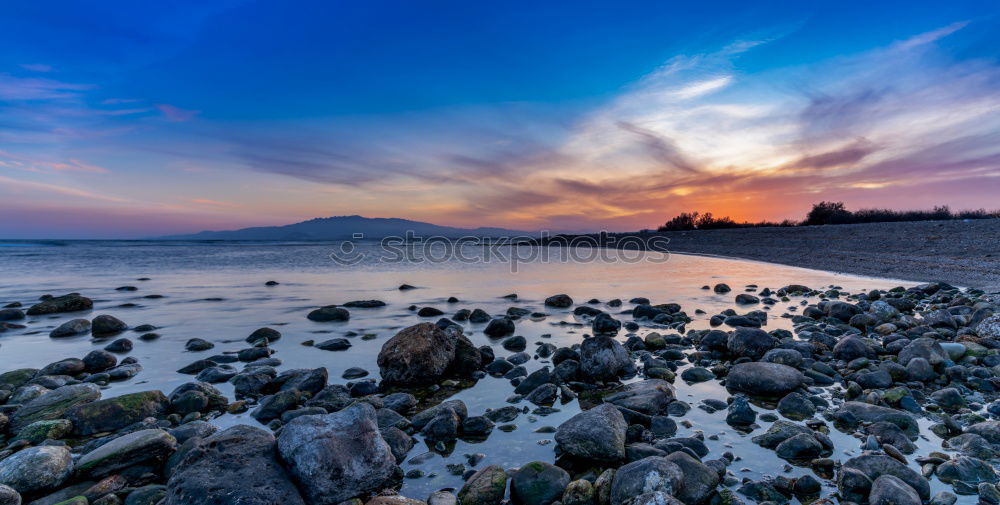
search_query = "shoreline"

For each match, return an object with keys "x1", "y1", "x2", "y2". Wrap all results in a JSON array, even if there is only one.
[{"x1": 647, "y1": 219, "x2": 1000, "y2": 292}]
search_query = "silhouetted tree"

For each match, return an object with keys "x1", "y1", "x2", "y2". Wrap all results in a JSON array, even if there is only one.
[{"x1": 804, "y1": 201, "x2": 852, "y2": 225}]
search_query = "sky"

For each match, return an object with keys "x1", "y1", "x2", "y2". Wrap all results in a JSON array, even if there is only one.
[{"x1": 1, "y1": 1, "x2": 999, "y2": 238}]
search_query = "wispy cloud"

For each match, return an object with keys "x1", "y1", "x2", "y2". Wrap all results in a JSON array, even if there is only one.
[
  {"x1": 156, "y1": 104, "x2": 200, "y2": 122},
  {"x1": 0, "y1": 150, "x2": 110, "y2": 174},
  {"x1": 0, "y1": 73, "x2": 92, "y2": 100},
  {"x1": 0, "y1": 174, "x2": 125, "y2": 202},
  {"x1": 19, "y1": 63, "x2": 53, "y2": 73}
]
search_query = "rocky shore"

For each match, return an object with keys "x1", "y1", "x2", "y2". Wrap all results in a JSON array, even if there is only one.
[
  {"x1": 1, "y1": 281, "x2": 1000, "y2": 505},
  {"x1": 654, "y1": 219, "x2": 1000, "y2": 292}
]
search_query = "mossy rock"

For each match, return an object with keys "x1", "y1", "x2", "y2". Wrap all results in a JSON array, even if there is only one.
[
  {"x1": 66, "y1": 390, "x2": 168, "y2": 436},
  {"x1": 55, "y1": 496, "x2": 89, "y2": 505},
  {"x1": 52, "y1": 497, "x2": 88, "y2": 505},
  {"x1": 14, "y1": 419, "x2": 73, "y2": 444},
  {"x1": 458, "y1": 464, "x2": 509, "y2": 505},
  {"x1": 0, "y1": 368, "x2": 38, "y2": 388}
]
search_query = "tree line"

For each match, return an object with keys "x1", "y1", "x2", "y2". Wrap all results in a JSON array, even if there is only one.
[{"x1": 657, "y1": 202, "x2": 1000, "y2": 231}]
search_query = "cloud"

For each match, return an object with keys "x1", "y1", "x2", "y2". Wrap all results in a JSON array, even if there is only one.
[
  {"x1": 0, "y1": 150, "x2": 110, "y2": 174},
  {"x1": 211, "y1": 20, "x2": 998, "y2": 231},
  {"x1": 19, "y1": 63, "x2": 53, "y2": 73},
  {"x1": 156, "y1": 104, "x2": 200, "y2": 122},
  {"x1": 191, "y1": 198, "x2": 241, "y2": 207},
  {"x1": 0, "y1": 174, "x2": 124, "y2": 203},
  {"x1": 0, "y1": 73, "x2": 92, "y2": 100},
  {"x1": 4, "y1": 19, "x2": 998, "y2": 236}
]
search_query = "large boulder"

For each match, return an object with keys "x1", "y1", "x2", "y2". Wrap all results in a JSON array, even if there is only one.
[
  {"x1": 510, "y1": 462, "x2": 569, "y2": 505},
  {"x1": 555, "y1": 403, "x2": 627, "y2": 462},
  {"x1": 377, "y1": 323, "x2": 480, "y2": 386},
  {"x1": 458, "y1": 465, "x2": 508, "y2": 505},
  {"x1": 605, "y1": 379, "x2": 676, "y2": 416},
  {"x1": 726, "y1": 328, "x2": 775, "y2": 360},
  {"x1": 277, "y1": 403, "x2": 400, "y2": 505},
  {"x1": 841, "y1": 455, "x2": 929, "y2": 500},
  {"x1": 725, "y1": 362, "x2": 804, "y2": 397},
  {"x1": 869, "y1": 475, "x2": 920, "y2": 505},
  {"x1": 10, "y1": 383, "x2": 101, "y2": 432},
  {"x1": 663, "y1": 451, "x2": 720, "y2": 505},
  {"x1": 579, "y1": 336, "x2": 635, "y2": 381},
  {"x1": 66, "y1": 390, "x2": 169, "y2": 436},
  {"x1": 27, "y1": 294, "x2": 93, "y2": 315},
  {"x1": 611, "y1": 457, "x2": 683, "y2": 505},
  {"x1": 0, "y1": 445, "x2": 72, "y2": 495},
  {"x1": 166, "y1": 425, "x2": 305, "y2": 505},
  {"x1": 76, "y1": 429, "x2": 177, "y2": 478}
]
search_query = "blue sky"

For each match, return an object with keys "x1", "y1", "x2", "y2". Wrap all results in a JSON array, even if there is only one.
[{"x1": 1, "y1": 1, "x2": 998, "y2": 238}]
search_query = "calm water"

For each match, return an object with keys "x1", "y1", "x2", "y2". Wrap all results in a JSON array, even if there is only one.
[{"x1": 0, "y1": 241, "x2": 966, "y2": 501}]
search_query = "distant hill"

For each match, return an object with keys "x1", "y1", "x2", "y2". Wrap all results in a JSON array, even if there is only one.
[{"x1": 155, "y1": 215, "x2": 529, "y2": 240}]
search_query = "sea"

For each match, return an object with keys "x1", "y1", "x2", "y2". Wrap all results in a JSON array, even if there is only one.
[{"x1": 0, "y1": 240, "x2": 968, "y2": 501}]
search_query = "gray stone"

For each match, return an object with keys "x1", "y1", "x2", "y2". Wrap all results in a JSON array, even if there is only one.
[
  {"x1": 50, "y1": 319, "x2": 91, "y2": 338},
  {"x1": 611, "y1": 457, "x2": 683, "y2": 505},
  {"x1": 833, "y1": 336, "x2": 870, "y2": 361},
  {"x1": 0, "y1": 446, "x2": 72, "y2": 495},
  {"x1": 0, "y1": 485, "x2": 19, "y2": 505},
  {"x1": 936, "y1": 457, "x2": 998, "y2": 485},
  {"x1": 726, "y1": 328, "x2": 775, "y2": 360},
  {"x1": 776, "y1": 392, "x2": 815, "y2": 420},
  {"x1": 166, "y1": 424, "x2": 305, "y2": 505},
  {"x1": 841, "y1": 454, "x2": 929, "y2": 500},
  {"x1": 511, "y1": 462, "x2": 570, "y2": 505},
  {"x1": 836, "y1": 402, "x2": 919, "y2": 436},
  {"x1": 775, "y1": 433, "x2": 823, "y2": 460},
  {"x1": 277, "y1": 403, "x2": 399, "y2": 505},
  {"x1": 377, "y1": 323, "x2": 480, "y2": 385},
  {"x1": 579, "y1": 336, "x2": 635, "y2": 381},
  {"x1": 752, "y1": 420, "x2": 815, "y2": 449},
  {"x1": 66, "y1": 390, "x2": 169, "y2": 436},
  {"x1": 555, "y1": 403, "x2": 627, "y2": 462},
  {"x1": 869, "y1": 474, "x2": 921, "y2": 505},
  {"x1": 92, "y1": 315, "x2": 127, "y2": 336},
  {"x1": 725, "y1": 362, "x2": 804, "y2": 397},
  {"x1": 10, "y1": 383, "x2": 101, "y2": 431},
  {"x1": 77, "y1": 429, "x2": 177, "y2": 478},
  {"x1": 605, "y1": 380, "x2": 675, "y2": 416},
  {"x1": 898, "y1": 338, "x2": 948, "y2": 366},
  {"x1": 458, "y1": 465, "x2": 508, "y2": 505},
  {"x1": 663, "y1": 451, "x2": 720, "y2": 505},
  {"x1": 26, "y1": 294, "x2": 92, "y2": 315}
]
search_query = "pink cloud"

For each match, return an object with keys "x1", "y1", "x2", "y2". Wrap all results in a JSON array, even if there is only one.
[
  {"x1": 156, "y1": 103, "x2": 200, "y2": 122},
  {"x1": 191, "y1": 198, "x2": 240, "y2": 208},
  {"x1": 0, "y1": 150, "x2": 110, "y2": 174}
]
